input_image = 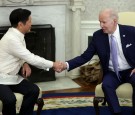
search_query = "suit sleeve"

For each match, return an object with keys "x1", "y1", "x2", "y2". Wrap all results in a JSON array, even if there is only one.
[{"x1": 67, "y1": 33, "x2": 97, "y2": 71}]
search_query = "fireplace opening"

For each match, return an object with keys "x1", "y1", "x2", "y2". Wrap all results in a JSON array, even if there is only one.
[
  {"x1": 88, "y1": 36, "x2": 92, "y2": 45},
  {"x1": 0, "y1": 24, "x2": 56, "y2": 83}
]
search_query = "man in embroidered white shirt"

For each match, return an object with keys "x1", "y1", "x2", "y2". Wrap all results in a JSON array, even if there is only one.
[{"x1": 0, "y1": 8, "x2": 61, "y2": 115}]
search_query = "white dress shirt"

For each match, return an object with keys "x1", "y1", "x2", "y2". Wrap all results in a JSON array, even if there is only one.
[
  {"x1": 0, "y1": 27, "x2": 53, "y2": 85},
  {"x1": 108, "y1": 25, "x2": 131, "y2": 71}
]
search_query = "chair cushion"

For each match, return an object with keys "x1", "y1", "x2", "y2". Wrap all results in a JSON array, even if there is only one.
[
  {"x1": 95, "y1": 83, "x2": 133, "y2": 99},
  {"x1": 0, "y1": 93, "x2": 23, "y2": 113},
  {"x1": 15, "y1": 93, "x2": 24, "y2": 113}
]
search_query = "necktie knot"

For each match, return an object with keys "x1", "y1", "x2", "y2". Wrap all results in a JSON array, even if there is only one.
[
  {"x1": 110, "y1": 34, "x2": 115, "y2": 41},
  {"x1": 110, "y1": 34, "x2": 113, "y2": 39}
]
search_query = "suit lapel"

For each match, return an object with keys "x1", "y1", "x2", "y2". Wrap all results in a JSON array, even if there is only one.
[
  {"x1": 103, "y1": 33, "x2": 110, "y2": 54},
  {"x1": 101, "y1": 33, "x2": 110, "y2": 68},
  {"x1": 119, "y1": 25, "x2": 128, "y2": 55},
  {"x1": 101, "y1": 33, "x2": 110, "y2": 60}
]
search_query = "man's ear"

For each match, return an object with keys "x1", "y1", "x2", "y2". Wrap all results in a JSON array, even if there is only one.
[
  {"x1": 18, "y1": 21, "x2": 23, "y2": 28},
  {"x1": 113, "y1": 19, "x2": 118, "y2": 25}
]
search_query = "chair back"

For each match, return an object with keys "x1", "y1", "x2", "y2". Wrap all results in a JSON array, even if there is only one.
[{"x1": 118, "y1": 12, "x2": 135, "y2": 26}]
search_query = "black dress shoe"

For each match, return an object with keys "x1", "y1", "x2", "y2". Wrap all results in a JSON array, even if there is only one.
[{"x1": 114, "y1": 112, "x2": 122, "y2": 115}]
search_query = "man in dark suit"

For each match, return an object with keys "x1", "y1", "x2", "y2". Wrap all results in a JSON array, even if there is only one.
[{"x1": 57, "y1": 8, "x2": 135, "y2": 115}]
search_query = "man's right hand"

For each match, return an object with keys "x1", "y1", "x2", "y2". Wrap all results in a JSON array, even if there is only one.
[{"x1": 53, "y1": 61, "x2": 67, "y2": 73}]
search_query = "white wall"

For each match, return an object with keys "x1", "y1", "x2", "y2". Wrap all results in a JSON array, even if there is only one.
[{"x1": 82, "y1": 0, "x2": 135, "y2": 21}]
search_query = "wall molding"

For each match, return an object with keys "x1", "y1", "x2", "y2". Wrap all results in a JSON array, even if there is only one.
[
  {"x1": 81, "y1": 20, "x2": 100, "y2": 52},
  {"x1": 32, "y1": 0, "x2": 70, "y2": 5},
  {"x1": 1, "y1": 0, "x2": 70, "y2": 6},
  {"x1": 81, "y1": 21, "x2": 100, "y2": 29}
]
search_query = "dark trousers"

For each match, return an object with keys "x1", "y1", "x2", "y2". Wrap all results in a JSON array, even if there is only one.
[
  {"x1": 0, "y1": 79, "x2": 39, "y2": 115},
  {"x1": 102, "y1": 68, "x2": 135, "y2": 115}
]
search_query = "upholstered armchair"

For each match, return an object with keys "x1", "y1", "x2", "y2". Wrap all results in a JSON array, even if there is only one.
[
  {"x1": 93, "y1": 12, "x2": 135, "y2": 115},
  {"x1": 0, "y1": 87, "x2": 44, "y2": 115},
  {"x1": 93, "y1": 83, "x2": 132, "y2": 115}
]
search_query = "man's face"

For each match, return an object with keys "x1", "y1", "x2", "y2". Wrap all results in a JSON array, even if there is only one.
[
  {"x1": 99, "y1": 13, "x2": 116, "y2": 34},
  {"x1": 20, "y1": 16, "x2": 32, "y2": 34}
]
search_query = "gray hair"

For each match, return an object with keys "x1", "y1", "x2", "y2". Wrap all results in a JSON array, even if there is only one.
[
  {"x1": 110, "y1": 9, "x2": 118, "y2": 20},
  {"x1": 100, "y1": 8, "x2": 118, "y2": 20}
]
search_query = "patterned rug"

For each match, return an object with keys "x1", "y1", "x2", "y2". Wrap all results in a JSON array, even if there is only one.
[
  {"x1": 34, "y1": 92, "x2": 132, "y2": 115},
  {"x1": 42, "y1": 92, "x2": 95, "y2": 110}
]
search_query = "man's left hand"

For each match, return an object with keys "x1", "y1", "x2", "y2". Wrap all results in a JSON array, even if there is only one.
[
  {"x1": 130, "y1": 68, "x2": 135, "y2": 77},
  {"x1": 22, "y1": 63, "x2": 31, "y2": 78}
]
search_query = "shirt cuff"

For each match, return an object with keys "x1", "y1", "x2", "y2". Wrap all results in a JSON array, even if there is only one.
[{"x1": 66, "y1": 62, "x2": 69, "y2": 70}]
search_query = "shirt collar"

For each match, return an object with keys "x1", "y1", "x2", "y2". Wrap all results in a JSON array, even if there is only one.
[
  {"x1": 10, "y1": 27, "x2": 25, "y2": 38},
  {"x1": 108, "y1": 24, "x2": 120, "y2": 38}
]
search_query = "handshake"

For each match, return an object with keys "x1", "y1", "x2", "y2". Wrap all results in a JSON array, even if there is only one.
[{"x1": 53, "y1": 61, "x2": 67, "y2": 73}]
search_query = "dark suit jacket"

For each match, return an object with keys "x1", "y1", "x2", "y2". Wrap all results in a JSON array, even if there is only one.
[{"x1": 67, "y1": 24, "x2": 135, "y2": 75}]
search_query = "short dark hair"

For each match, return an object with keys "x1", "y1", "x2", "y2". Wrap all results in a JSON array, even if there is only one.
[{"x1": 9, "y1": 8, "x2": 31, "y2": 27}]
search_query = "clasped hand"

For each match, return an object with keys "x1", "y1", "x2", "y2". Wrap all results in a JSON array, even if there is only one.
[{"x1": 53, "y1": 61, "x2": 67, "y2": 73}]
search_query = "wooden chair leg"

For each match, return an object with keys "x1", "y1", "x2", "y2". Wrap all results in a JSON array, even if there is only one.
[
  {"x1": 93, "y1": 97, "x2": 104, "y2": 115},
  {"x1": 36, "y1": 98, "x2": 44, "y2": 115},
  {"x1": 102, "y1": 97, "x2": 106, "y2": 106}
]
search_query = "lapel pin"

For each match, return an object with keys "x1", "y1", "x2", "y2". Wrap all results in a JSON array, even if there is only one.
[{"x1": 123, "y1": 35, "x2": 125, "y2": 37}]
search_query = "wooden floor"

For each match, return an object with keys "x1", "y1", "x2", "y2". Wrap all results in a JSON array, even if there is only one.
[{"x1": 42, "y1": 77, "x2": 97, "y2": 94}]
